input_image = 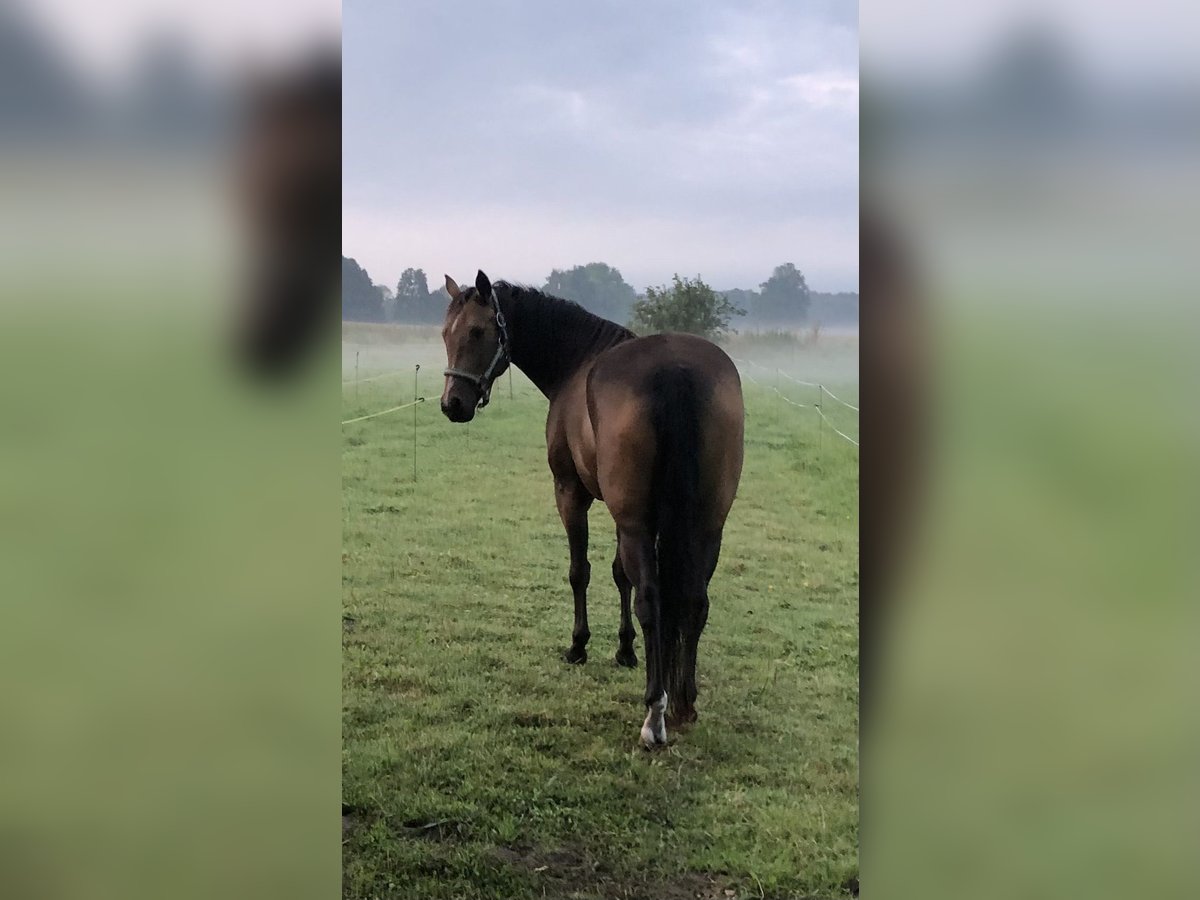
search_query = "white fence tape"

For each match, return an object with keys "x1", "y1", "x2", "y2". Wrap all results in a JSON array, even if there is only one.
[
  {"x1": 729, "y1": 356, "x2": 859, "y2": 448},
  {"x1": 730, "y1": 357, "x2": 816, "y2": 388},
  {"x1": 819, "y1": 385, "x2": 859, "y2": 412},
  {"x1": 729, "y1": 355, "x2": 771, "y2": 373},
  {"x1": 342, "y1": 397, "x2": 425, "y2": 426},
  {"x1": 739, "y1": 369, "x2": 762, "y2": 386},
  {"x1": 779, "y1": 372, "x2": 821, "y2": 388},
  {"x1": 341, "y1": 358, "x2": 859, "y2": 446},
  {"x1": 768, "y1": 387, "x2": 859, "y2": 447},
  {"x1": 342, "y1": 370, "x2": 406, "y2": 386},
  {"x1": 813, "y1": 404, "x2": 860, "y2": 447},
  {"x1": 774, "y1": 389, "x2": 810, "y2": 410}
]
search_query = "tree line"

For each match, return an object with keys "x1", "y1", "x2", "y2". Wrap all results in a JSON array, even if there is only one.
[{"x1": 343, "y1": 257, "x2": 857, "y2": 339}]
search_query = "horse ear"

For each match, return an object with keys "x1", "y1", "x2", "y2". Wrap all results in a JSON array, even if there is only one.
[
  {"x1": 475, "y1": 270, "x2": 492, "y2": 303},
  {"x1": 444, "y1": 274, "x2": 461, "y2": 299}
]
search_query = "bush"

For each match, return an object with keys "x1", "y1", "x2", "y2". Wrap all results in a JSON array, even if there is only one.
[{"x1": 628, "y1": 274, "x2": 745, "y2": 339}]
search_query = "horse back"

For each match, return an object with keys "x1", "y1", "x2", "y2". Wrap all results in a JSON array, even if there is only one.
[{"x1": 586, "y1": 333, "x2": 744, "y2": 532}]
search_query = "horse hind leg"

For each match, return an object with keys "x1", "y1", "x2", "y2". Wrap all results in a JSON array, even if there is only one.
[
  {"x1": 668, "y1": 532, "x2": 720, "y2": 728},
  {"x1": 613, "y1": 530, "x2": 638, "y2": 668},
  {"x1": 667, "y1": 594, "x2": 707, "y2": 728},
  {"x1": 619, "y1": 527, "x2": 667, "y2": 748}
]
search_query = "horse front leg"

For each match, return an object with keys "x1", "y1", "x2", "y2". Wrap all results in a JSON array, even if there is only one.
[
  {"x1": 613, "y1": 529, "x2": 638, "y2": 668},
  {"x1": 556, "y1": 477, "x2": 593, "y2": 664}
]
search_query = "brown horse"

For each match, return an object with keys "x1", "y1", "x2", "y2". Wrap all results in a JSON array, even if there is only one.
[
  {"x1": 440, "y1": 270, "x2": 744, "y2": 748},
  {"x1": 234, "y1": 49, "x2": 340, "y2": 375}
]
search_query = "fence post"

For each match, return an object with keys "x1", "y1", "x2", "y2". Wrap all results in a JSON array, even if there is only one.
[
  {"x1": 817, "y1": 384, "x2": 824, "y2": 451},
  {"x1": 413, "y1": 364, "x2": 419, "y2": 483}
]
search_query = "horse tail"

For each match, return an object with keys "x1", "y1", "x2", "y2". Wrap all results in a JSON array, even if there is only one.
[{"x1": 649, "y1": 365, "x2": 707, "y2": 720}]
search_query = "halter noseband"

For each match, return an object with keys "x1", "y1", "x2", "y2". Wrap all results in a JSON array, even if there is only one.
[{"x1": 443, "y1": 289, "x2": 510, "y2": 409}]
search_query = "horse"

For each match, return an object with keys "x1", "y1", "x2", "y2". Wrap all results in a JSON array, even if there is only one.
[
  {"x1": 234, "y1": 49, "x2": 340, "y2": 375},
  {"x1": 439, "y1": 270, "x2": 744, "y2": 748}
]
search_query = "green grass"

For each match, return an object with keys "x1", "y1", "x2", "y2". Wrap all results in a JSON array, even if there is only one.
[
  {"x1": 342, "y1": 347, "x2": 859, "y2": 900},
  {"x1": 1, "y1": 309, "x2": 342, "y2": 900}
]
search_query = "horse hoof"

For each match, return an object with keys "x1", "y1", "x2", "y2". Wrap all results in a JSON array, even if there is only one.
[
  {"x1": 614, "y1": 648, "x2": 638, "y2": 668},
  {"x1": 640, "y1": 692, "x2": 668, "y2": 748},
  {"x1": 640, "y1": 725, "x2": 667, "y2": 750},
  {"x1": 563, "y1": 646, "x2": 587, "y2": 665}
]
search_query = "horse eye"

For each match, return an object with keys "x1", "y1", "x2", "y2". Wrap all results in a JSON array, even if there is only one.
[{"x1": 469, "y1": 326, "x2": 485, "y2": 339}]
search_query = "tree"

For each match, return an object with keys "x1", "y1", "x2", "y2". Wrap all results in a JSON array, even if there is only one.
[
  {"x1": 544, "y1": 262, "x2": 637, "y2": 322},
  {"x1": 342, "y1": 256, "x2": 385, "y2": 322},
  {"x1": 394, "y1": 267, "x2": 434, "y2": 323},
  {"x1": 378, "y1": 285, "x2": 395, "y2": 320},
  {"x1": 809, "y1": 291, "x2": 859, "y2": 328},
  {"x1": 721, "y1": 288, "x2": 761, "y2": 322},
  {"x1": 628, "y1": 274, "x2": 745, "y2": 339},
  {"x1": 758, "y1": 263, "x2": 811, "y2": 323}
]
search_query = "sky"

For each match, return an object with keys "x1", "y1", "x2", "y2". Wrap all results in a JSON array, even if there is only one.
[{"x1": 343, "y1": 0, "x2": 859, "y2": 294}]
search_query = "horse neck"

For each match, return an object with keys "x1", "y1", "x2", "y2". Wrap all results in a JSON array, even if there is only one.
[{"x1": 500, "y1": 287, "x2": 632, "y2": 400}]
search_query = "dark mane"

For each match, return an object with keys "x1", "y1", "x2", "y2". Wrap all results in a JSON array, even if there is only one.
[
  {"x1": 497, "y1": 281, "x2": 634, "y2": 342},
  {"x1": 491, "y1": 281, "x2": 635, "y2": 398}
]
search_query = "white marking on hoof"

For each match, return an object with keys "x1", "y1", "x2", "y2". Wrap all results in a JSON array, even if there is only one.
[{"x1": 640, "y1": 691, "x2": 668, "y2": 748}]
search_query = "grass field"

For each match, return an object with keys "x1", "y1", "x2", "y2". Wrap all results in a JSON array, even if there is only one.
[{"x1": 342, "y1": 335, "x2": 859, "y2": 899}]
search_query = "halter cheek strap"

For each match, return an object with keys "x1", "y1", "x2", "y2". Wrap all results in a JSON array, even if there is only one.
[{"x1": 443, "y1": 289, "x2": 510, "y2": 409}]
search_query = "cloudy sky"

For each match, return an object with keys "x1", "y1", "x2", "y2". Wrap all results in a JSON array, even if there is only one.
[{"x1": 343, "y1": 0, "x2": 858, "y2": 294}]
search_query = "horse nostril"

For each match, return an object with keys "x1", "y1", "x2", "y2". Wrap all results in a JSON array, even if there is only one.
[{"x1": 444, "y1": 396, "x2": 463, "y2": 418}]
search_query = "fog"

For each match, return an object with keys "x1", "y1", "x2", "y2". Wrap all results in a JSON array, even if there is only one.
[
  {"x1": 2, "y1": 5, "x2": 341, "y2": 900},
  {"x1": 864, "y1": 5, "x2": 1198, "y2": 900}
]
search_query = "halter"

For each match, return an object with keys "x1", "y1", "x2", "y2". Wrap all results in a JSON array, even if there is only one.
[{"x1": 443, "y1": 289, "x2": 510, "y2": 409}]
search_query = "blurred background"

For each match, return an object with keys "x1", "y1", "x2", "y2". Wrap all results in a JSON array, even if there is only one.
[
  {"x1": 3, "y1": 0, "x2": 1198, "y2": 897},
  {"x1": 863, "y1": 2, "x2": 1198, "y2": 898},
  {"x1": 0, "y1": 2, "x2": 340, "y2": 899}
]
